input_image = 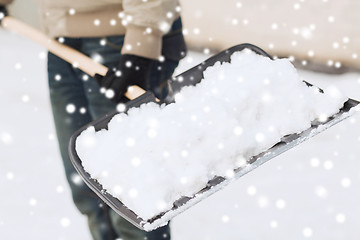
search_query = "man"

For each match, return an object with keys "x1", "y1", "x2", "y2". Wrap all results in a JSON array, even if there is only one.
[{"x1": 0, "y1": 1, "x2": 186, "y2": 239}]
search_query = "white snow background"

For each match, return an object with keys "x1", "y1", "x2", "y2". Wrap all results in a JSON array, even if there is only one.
[{"x1": 1, "y1": 29, "x2": 360, "y2": 239}]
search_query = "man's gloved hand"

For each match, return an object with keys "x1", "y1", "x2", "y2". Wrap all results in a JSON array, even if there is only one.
[
  {"x1": 0, "y1": 5, "x2": 8, "y2": 25},
  {"x1": 95, "y1": 54, "x2": 164, "y2": 103}
]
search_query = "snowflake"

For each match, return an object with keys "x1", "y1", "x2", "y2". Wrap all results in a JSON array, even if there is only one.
[
  {"x1": 334, "y1": 62, "x2": 342, "y2": 68},
  {"x1": 332, "y1": 42, "x2": 339, "y2": 49},
  {"x1": 221, "y1": 215, "x2": 230, "y2": 223},
  {"x1": 38, "y1": 51, "x2": 46, "y2": 59},
  {"x1": 310, "y1": 157, "x2": 320, "y2": 168},
  {"x1": 181, "y1": 150, "x2": 188, "y2": 158},
  {"x1": 255, "y1": 133, "x2": 265, "y2": 143},
  {"x1": 308, "y1": 50, "x2": 315, "y2": 57},
  {"x1": 323, "y1": 160, "x2": 334, "y2": 170},
  {"x1": 270, "y1": 220, "x2": 278, "y2": 228},
  {"x1": 234, "y1": 126, "x2": 243, "y2": 136},
  {"x1": 203, "y1": 48, "x2": 210, "y2": 55},
  {"x1": 247, "y1": 185, "x2": 257, "y2": 196},
  {"x1": 258, "y1": 196, "x2": 269, "y2": 208},
  {"x1": 343, "y1": 36, "x2": 350, "y2": 44},
  {"x1": 72, "y1": 61, "x2": 79, "y2": 68},
  {"x1": 232, "y1": 18, "x2": 239, "y2": 25},
  {"x1": 128, "y1": 188, "x2": 138, "y2": 198},
  {"x1": 217, "y1": 143, "x2": 224, "y2": 150},
  {"x1": 55, "y1": 74, "x2": 62, "y2": 81},
  {"x1": 303, "y1": 227, "x2": 313, "y2": 238},
  {"x1": 29, "y1": 198, "x2": 37, "y2": 206},
  {"x1": 180, "y1": 177, "x2": 187, "y2": 184},
  {"x1": 94, "y1": 19, "x2": 101, "y2": 26},
  {"x1": 275, "y1": 199, "x2": 286, "y2": 209},
  {"x1": 126, "y1": 138, "x2": 136, "y2": 147},
  {"x1": 105, "y1": 89, "x2": 115, "y2": 99},
  {"x1": 294, "y1": 3, "x2": 301, "y2": 10},
  {"x1": 71, "y1": 173, "x2": 83, "y2": 186},
  {"x1": 56, "y1": 185, "x2": 64, "y2": 193},
  {"x1": 156, "y1": 200, "x2": 167, "y2": 211},
  {"x1": 110, "y1": 19, "x2": 117, "y2": 26},
  {"x1": 91, "y1": 53, "x2": 103, "y2": 63},
  {"x1": 112, "y1": 185, "x2": 123, "y2": 196},
  {"x1": 82, "y1": 74, "x2": 89, "y2": 81},
  {"x1": 48, "y1": 133, "x2": 55, "y2": 140},
  {"x1": 6, "y1": 172, "x2": 14, "y2": 180},
  {"x1": 301, "y1": 28, "x2": 313, "y2": 39},
  {"x1": 225, "y1": 169, "x2": 235, "y2": 178},
  {"x1": 60, "y1": 217, "x2": 71, "y2": 228},
  {"x1": 131, "y1": 157, "x2": 141, "y2": 167},
  {"x1": 69, "y1": 8, "x2": 76, "y2": 15},
  {"x1": 335, "y1": 213, "x2": 346, "y2": 223},
  {"x1": 315, "y1": 185, "x2": 328, "y2": 198},
  {"x1": 79, "y1": 107, "x2": 87, "y2": 114},
  {"x1": 235, "y1": 156, "x2": 247, "y2": 168},
  {"x1": 66, "y1": 103, "x2": 76, "y2": 114},
  {"x1": 159, "y1": 21, "x2": 170, "y2": 33},
  {"x1": 14, "y1": 63, "x2": 22, "y2": 70},
  {"x1": 1, "y1": 132, "x2": 13, "y2": 144},
  {"x1": 163, "y1": 151, "x2": 170, "y2": 158},
  {"x1": 166, "y1": 12, "x2": 173, "y2": 19},
  {"x1": 100, "y1": 39, "x2": 106, "y2": 46},
  {"x1": 193, "y1": 28, "x2": 200, "y2": 35},
  {"x1": 327, "y1": 60, "x2": 334, "y2": 67},
  {"x1": 341, "y1": 178, "x2": 351, "y2": 188}
]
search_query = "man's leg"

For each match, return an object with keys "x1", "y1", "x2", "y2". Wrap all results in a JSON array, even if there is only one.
[{"x1": 47, "y1": 38, "x2": 118, "y2": 240}]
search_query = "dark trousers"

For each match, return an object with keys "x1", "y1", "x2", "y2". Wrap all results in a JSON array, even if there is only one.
[{"x1": 47, "y1": 24, "x2": 183, "y2": 239}]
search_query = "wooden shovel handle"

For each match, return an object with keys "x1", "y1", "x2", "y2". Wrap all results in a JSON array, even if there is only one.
[{"x1": 1, "y1": 16, "x2": 146, "y2": 100}]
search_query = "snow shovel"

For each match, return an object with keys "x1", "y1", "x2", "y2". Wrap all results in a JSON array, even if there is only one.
[
  {"x1": 67, "y1": 46, "x2": 359, "y2": 231},
  {"x1": 3, "y1": 16, "x2": 359, "y2": 231}
]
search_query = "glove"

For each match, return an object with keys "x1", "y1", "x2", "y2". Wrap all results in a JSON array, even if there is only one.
[
  {"x1": 95, "y1": 54, "x2": 166, "y2": 103},
  {"x1": 0, "y1": 5, "x2": 8, "y2": 25}
]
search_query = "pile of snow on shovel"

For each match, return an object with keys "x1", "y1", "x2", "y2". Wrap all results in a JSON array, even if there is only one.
[{"x1": 76, "y1": 49, "x2": 347, "y2": 220}]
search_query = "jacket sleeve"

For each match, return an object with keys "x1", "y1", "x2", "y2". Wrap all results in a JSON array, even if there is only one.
[
  {"x1": 121, "y1": 0, "x2": 180, "y2": 60},
  {"x1": 0, "y1": 0, "x2": 13, "y2": 5}
]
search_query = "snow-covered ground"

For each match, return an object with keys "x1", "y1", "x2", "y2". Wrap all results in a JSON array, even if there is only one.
[{"x1": 1, "y1": 30, "x2": 360, "y2": 240}]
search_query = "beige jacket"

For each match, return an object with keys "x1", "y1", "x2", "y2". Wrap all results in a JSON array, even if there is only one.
[{"x1": 1, "y1": 0, "x2": 180, "y2": 59}]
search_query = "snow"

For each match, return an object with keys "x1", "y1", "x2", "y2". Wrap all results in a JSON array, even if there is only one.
[
  {"x1": 76, "y1": 49, "x2": 347, "y2": 223},
  {"x1": 1, "y1": 29, "x2": 360, "y2": 239}
]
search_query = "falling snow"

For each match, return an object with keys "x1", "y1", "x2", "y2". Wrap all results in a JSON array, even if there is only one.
[
  {"x1": 60, "y1": 217, "x2": 71, "y2": 228},
  {"x1": 275, "y1": 199, "x2": 286, "y2": 209},
  {"x1": 247, "y1": 185, "x2": 257, "y2": 196},
  {"x1": 1, "y1": 29, "x2": 360, "y2": 239},
  {"x1": 303, "y1": 227, "x2": 313, "y2": 238},
  {"x1": 1, "y1": 132, "x2": 13, "y2": 144},
  {"x1": 341, "y1": 178, "x2": 351, "y2": 188},
  {"x1": 270, "y1": 220, "x2": 278, "y2": 228},
  {"x1": 336, "y1": 213, "x2": 346, "y2": 223},
  {"x1": 56, "y1": 185, "x2": 64, "y2": 193},
  {"x1": 6, "y1": 172, "x2": 14, "y2": 180},
  {"x1": 29, "y1": 198, "x2": 37, "y2": 206},
  {"x1": 66, "y1": 104, "x2": 76, "y2": 114}
]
